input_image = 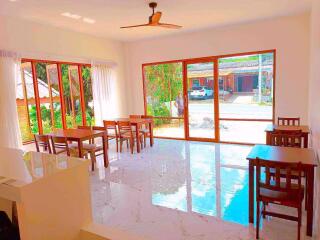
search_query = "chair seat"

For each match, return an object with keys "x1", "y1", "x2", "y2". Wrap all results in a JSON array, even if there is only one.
[
  {"x1": 260, "y1": 184, "x2": 304, "y2": 207},
  {"x1": 69, "y1": 143, "x2": 103, "y2": 152},
  {"x1": 107, "y1": 132, "x2": 117, "y2": 138},
  {"x1": 121, "y1": 132, "x2": 144, "y2": 138}
]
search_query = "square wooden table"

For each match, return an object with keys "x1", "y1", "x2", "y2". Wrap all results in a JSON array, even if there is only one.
[
  {"x1": 246, "y1": 145, "x2": 317, "y2": 236},
  {"x1": 112, "y1": 118, "x2": 154, "y2": 153},
  {"x1": 265, "y1": 124, "x2": 310, "y2": 148},
  {"x1": 49, "y1": 129, "x2": 109, "y2": 168}
]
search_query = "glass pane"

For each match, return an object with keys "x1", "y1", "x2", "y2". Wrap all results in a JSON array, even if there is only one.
[
  {"x1": 218, "y1": 53, "x2": 274, "y2": 119},
  {"x1": 187, "y1": 62, "x2": 215, "y2": 139},
  {"x1": 46, "y1": 64, "x2": 63, "y2": 129},
  {"x1": 61, "y1": 65, "x2": 83, "y2": 128},
  {"x1": 220, "y1": 120, "x2": 271, "y2": 143},
  {"x1": 153, "y1": 118, "x2": 185, "y2": 138},
  {"x1": 82, "y1": 66, "x2": 94, "y2": 126},
  {"x1": 36, "y1": 63, "x2": 62, "y2": 134},
  {"x1": 16, "y1": 62, "x2": 37, "y2": 142},
  {"x1": 144, "y1": 63, "x2": 183, "y2": 118}
]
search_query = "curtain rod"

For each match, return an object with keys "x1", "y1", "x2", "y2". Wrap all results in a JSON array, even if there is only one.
[{"x1": 17, "y1": 50, "x2": 117, "y2": 66}]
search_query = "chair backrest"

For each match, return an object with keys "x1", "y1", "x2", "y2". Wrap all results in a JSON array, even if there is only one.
[
  {"x1": 129, "y1": 115, "x2": 142, "y2": 119},
  {"x1": 34, "y1": 134, "x2": 52, "y2": 154},
  {"x1": 277, "y1": 117, "x2": 300, "y2": 126},
  {"x1": 77, "y1": 125, "x2": 92, "y2": 130},
  {"x1": 270, "y1": 130, "x2": 302, "y2": 148},
  {"x1": 50, "y1": 136, "x2": 70, "y2": 156},
  {"x1": 92, "y1": 126, "x2": 106, "y2": 131},
  {"x1": 103, "y1": 120, "x2": 118, "y2": 137},
  {"x1": 118, "y1": 121, "x2": 133, "y2": 138},
  {"x1": 256, "y1": 158, "x2": 303, "y2": 198}
]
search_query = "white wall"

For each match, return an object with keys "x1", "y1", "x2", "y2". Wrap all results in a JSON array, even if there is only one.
[
  {"x1": 0, "y1": 15, "x2": 128, "y2": 117},
  {"x1": 125, "y1": 13, "x2": 310, "y2": 123}
]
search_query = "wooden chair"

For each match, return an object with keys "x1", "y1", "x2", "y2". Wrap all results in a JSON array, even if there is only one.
[
  {"x1": 118, "y1": 121, "x2": 144, "y2": 154},
  {"x1": 34, "y1": 134, "x2": 52, "y2": 154},
  {"x1": 140, "y1": 115, "x2": 154, "y2": 147},
  {"x1": 278, "y1": 117, "x2": 300, "y2": 126},
  {"x1": 130, "y1": 115, "x2": 149, "y2": 147},
  {"x1": 270, "y1": 130, "x2": 302, "y2": 148},
  {"x1": 103, "y1": 120, "x2": 120, "y2": 152},
  {"x1": 71, "y1": 125, "x2": 103, "y2": 171},
  {"x1": 50, "y1": 136, "x2": 71, "y2": 156},
  {"x1": 255, "y1": 158, "x2": 304, "y2": 240}
]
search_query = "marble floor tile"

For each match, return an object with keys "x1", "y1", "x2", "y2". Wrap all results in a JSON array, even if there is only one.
[{"x1": 90, "y1": 139, "x2": 317, "y2": 240}]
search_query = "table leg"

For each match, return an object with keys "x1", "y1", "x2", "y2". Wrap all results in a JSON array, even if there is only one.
[
  {"x1": 306, "y1": 167, "x2": 314, "y2": 236},
  {"x1": 149, "y1": 122, "x2": 154, "y2": 147},
  {"x1": 303, "y1": 133, "x2": 309, "y2": 148},
  {"x1": 102, "y1": 135, "x2": 109, "y2": 168},
  {"x1": 78, "y1": 140, "x2": 83, "y2": 158},
  {"x1": 136, "y1": 124, "x2": 141, "y2": 153},
  {"x1": 249, "y1": 161, "x2": 254, "y2": 223}
]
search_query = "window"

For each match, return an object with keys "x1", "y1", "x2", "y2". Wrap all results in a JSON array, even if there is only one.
[
  {"x1": 16, "y1": 62, "x2": 39, "y2": 142},
  {"x1": 62, "y1": 64, "x2": 83, "y2": 128},
  {"x1": 218, "y1": 52, "x2": 274, "y2": 143},
  {"x1": 17, "y1": 60, "x2": 93, "y2": 143},
  {"x1": 143, "y1": 62, "x2": 185, "y2": 138},
  {"x1": 142, "y1": 50, "x2": 275, "y2": 144},
  {"x1": 82, "y1": 66, "x2": 94, "y2": 125}
]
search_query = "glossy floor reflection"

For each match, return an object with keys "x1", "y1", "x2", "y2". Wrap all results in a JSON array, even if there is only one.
[{"x1": 90, "y1": 139, "x2": 314, "y2": 240}]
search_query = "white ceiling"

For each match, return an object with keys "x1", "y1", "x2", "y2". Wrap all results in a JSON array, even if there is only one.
[{"x1": 0, "y1": 0, "x2": 311, "y2": 42}]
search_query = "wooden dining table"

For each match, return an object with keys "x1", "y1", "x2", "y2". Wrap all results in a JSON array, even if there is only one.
[
  {"x1": 111, "y1": 117, "x2": 154, "y2": 153},
  {"x1": 48, "y1": 129, "x2": 109, "y2": 168},
  {"x1": 246, "y1": 144, "x2": 317, "y2": 236},
  {"x1": 265, "y1": 124, "x2": 310, "y2": 148}
]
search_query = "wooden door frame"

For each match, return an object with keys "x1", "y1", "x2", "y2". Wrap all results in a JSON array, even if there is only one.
[{"x1": 183, "y1": 58, "x2": 219, "y2": 142}]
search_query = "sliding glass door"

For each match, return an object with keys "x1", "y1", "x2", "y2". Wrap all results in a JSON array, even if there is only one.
[
  {"x1": 144, "y1": 62, "x2": 185, "y2": 138},
  {"x1": 218, "y1": 52, "x2": 274, "y2": 144},
  {"x1": 185, "y1": 60, "x2": 218, "y2": 141},
  {"x1": 142, "y1": 50, "x2": 275, "y2": 144}
]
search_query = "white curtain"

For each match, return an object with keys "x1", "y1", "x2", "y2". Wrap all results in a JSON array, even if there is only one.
[
  {"x1": 0, "y1": 50, "x2": 22, "y2": 148},
  {"x1": 91, "y1": 63, "x2": 118, "y2": 126}
]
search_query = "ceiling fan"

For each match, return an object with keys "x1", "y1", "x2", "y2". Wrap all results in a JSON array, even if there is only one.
[{"x1": 121, "y1": 2, "x2": 182, "y2": 29}]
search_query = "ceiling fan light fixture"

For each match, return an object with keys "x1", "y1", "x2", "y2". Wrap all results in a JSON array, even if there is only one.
[{"x1": 120, "y1": 2, "x2": 182, "y2": 30}]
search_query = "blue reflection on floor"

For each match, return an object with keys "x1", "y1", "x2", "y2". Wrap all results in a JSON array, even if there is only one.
[{"x1": 152, "y1": 142, "x2": 254, "y2": 226}]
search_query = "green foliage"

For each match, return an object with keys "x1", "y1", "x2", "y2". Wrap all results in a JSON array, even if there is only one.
[
  {"x1": 20, "y1": 64, "x2": 95, "y2": 142},
  {"x1": 144, "y1": 63, "x2": 182, "y2": 119}
]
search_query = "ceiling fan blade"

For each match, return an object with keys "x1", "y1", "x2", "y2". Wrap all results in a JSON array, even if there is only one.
[
  {"x1": 151, "y1": 11, "x2": 162, "y2": 24},
  {"x1": 120, "y1": 23, "x2": 151, "y2": 29},
  {"x1": 158, "y1": 23, "x2": 182, "y2": 29}
]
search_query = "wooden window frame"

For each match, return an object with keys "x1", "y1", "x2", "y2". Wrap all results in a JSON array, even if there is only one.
[
  {"x1": 20, "y1": 58, "x2": 91, "y2": 144},
  {"x1": 142, "y1": 49, "x2": 276, "y2": 144}
]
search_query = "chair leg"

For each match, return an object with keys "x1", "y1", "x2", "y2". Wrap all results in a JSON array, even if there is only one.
[
  {"x1": 126, "y1": 139, "x2": 129, "y2": 148},
  {"x1": 298, "y1": 206, "x2": 301, "y2": 240},
  {"x1": 262, "y1": 202, "x2": 266, "y2": 219},
  {"x1": 256, "y1": 200, "x2": 260, "y2": 240},
  {"x1": 120, "y1": 139, "x2": 123, "y2": 152},
  {"x1": 116, "y1": 137, "x2": 119, "y2": 152},
  {"x1": 106, "y1": 137, "x2": 109, "y2": 149},
  {"x1": 130, "y1": 138, "x2": 134, "y2": 154},
  {"x1": 90, "y1": 151, "x2": 95, "y2": 171},
  {"x1": 144, "y1": 134, "x2": 147, "y2": 147}
]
